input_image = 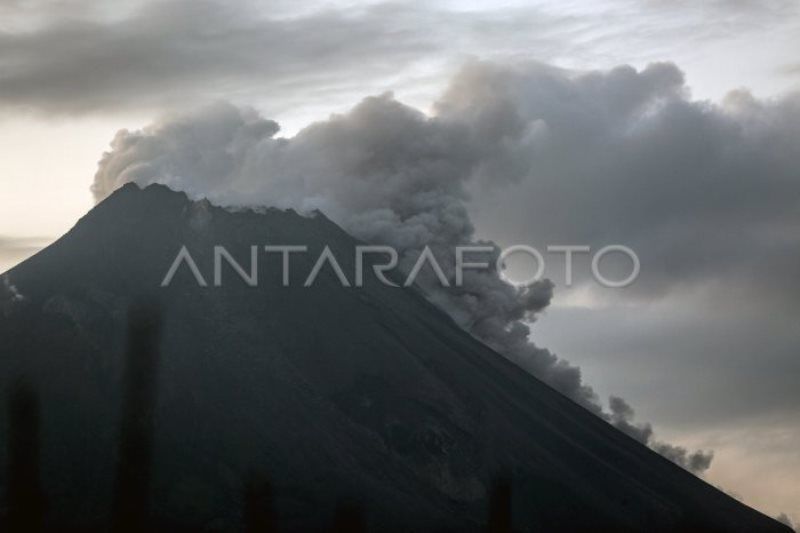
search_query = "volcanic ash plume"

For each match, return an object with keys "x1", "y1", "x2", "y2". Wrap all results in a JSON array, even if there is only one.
[{"x1": 92, "y1": 61, "x2": 715, "y2": 473}]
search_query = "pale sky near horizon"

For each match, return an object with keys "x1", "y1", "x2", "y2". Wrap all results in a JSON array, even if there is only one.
[{"x1": 1, "y1": 0, "x2": 799, "y2": 525}]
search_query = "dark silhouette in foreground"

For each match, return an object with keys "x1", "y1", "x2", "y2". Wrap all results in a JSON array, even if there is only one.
[
  {"x1": 244, "y1": 471, "x2": 276, "y2": 533},
  {"x1": 7, "y1": 379, "x2": 46, "y2": 533},
  {"x1": 332, "y1": 501, "x2": 366, "y2": 533},
  {"x1": 111, "y1": 301, "x2": 162, "y2": 533},
  {"x1": 487, "y1": 477, "x2": 512, "y2": 533}
]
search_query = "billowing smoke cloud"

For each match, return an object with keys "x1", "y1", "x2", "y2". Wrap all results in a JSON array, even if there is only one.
[
  {"x1": 609, "y1": 395, "x2": 654, "y2": 444},
  {"x1": 609, "y1": 396, "x2": 713, "y2": 472},
  {"x1": 91, "y1": 61, "x2": 734, "y2": 473},
  {"x1": 91, "y1": 96, "x2": 596, "y2": 407},
  {"x1": 653, "y1": 442, "x2": 714, "y2": 474}
]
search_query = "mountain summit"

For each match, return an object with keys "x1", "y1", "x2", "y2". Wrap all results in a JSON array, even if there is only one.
[{"x1": 0, "y1": 184, "x2": 788, "y2": 531}]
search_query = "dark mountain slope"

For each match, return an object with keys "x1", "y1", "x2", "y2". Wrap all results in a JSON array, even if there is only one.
[{"x1": 0, "y1": 183, "x2": 789, "y2": 531}]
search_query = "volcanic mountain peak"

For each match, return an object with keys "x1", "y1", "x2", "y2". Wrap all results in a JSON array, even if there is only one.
[{"x1": 0, "y1": 183, "x2": 789, "y2": 531}]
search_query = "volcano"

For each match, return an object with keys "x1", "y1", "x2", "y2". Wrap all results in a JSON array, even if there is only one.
[{"x1": 0, "y1": 183, "x2": 788, "y2": 531}]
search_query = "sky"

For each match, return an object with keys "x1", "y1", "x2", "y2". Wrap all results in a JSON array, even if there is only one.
[{"x1": 1, "y1": 0, "x2": 799, "y2": 525}]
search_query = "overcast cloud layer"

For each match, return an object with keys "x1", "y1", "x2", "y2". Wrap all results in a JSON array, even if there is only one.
[{"x1": 1, "y1": 0, "x2": 799, "y2": 121}]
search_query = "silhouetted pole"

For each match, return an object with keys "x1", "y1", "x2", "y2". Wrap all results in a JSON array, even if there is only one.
[
  {"x1": 244, "y1": 471, "x2": 276, "y2": 533},
  {"x1": 7, "y1": 378, "x2": 46, "y2": 532},
  {"x1": 332, "y1": 501, "x2": 366, "y2": 533},
  {"x1": 111, "y1": 301, "x2": 162, "y2": 532},
  {"x1": 487, "y1": 476, "x2": 512, "y2": 533}
]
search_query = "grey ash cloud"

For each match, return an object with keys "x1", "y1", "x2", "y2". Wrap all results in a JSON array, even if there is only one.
[
  {"x1": 452, "y1": 62, "x2": 800, "y2": 306},
  {"x1": 87, "y1": 57, "x2": 799, "y2": 473},
  {"x1": 610, "y1": 395, "x2": 713, "y2": 473}
]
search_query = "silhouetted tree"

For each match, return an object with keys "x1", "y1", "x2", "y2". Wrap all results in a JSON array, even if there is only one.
[
  {"x1": 488, "y1": 476, "x2": 512, "y2": 533},
  {"x1": 7, "y1": 378, "x2": 46, "y2": 532},
  {"x1": 332, "y1": 500, "x2": 366, "y2": 533},
  {"x1": 111, "y1": 300, "x2": 162, "y2": 533},
  {"x1": 244, "y1": 470, "x2": 276, "y2": 533}
]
